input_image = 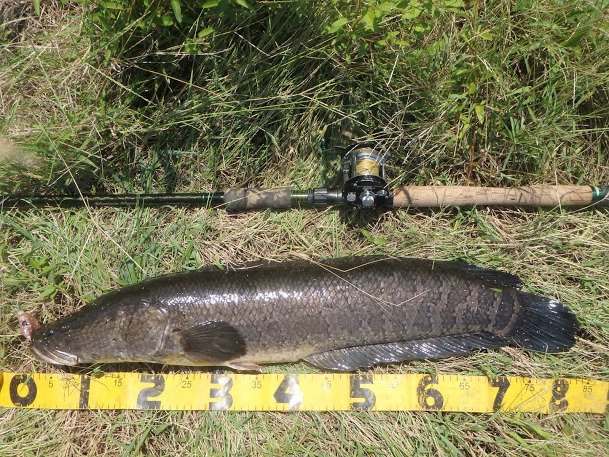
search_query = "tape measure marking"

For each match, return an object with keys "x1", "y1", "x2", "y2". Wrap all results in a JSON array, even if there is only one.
[{"x1": 0, "y1": 372, "x2": 606, "y2": 412}]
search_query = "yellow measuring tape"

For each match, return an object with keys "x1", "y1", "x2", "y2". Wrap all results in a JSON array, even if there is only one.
[{"x1": 1, "y1": 372, "x2": 607, "y2": 412}]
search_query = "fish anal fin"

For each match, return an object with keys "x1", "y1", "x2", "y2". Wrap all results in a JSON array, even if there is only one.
[
  {"x1": 178, "y1": 321, "x2": 246, "y2": 363},
  {"x1": 226, "y1": 361, "x2": 262, "y2": 372},
  {"x1": 303, "y1": 332, "x2": 507, "y2": 371}
]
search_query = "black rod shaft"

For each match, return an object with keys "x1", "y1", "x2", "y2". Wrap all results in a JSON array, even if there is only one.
[
  {"x1": 0, "y1": 193, "x2": 226, "y2": 208},
  {"x1": 0, "y1": 189, "x2": 342, "y2": 210}
]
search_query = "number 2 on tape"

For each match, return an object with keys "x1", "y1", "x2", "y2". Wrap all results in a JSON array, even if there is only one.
[{"x1": 136, "y1": 374, "x2": 165, "y2": 409}]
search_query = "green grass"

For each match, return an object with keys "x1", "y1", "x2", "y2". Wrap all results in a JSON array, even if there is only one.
[{"x1": 1, "y1": 0, "x2": 608, "y2": 456}]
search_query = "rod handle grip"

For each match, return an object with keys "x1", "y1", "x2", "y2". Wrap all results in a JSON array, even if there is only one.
[
  {"x1": 224, "y1": 187, "x2": 292, "y2": 211},
  {"x1": 392, "y1": 185, "x2": 608, "y2": 208}
]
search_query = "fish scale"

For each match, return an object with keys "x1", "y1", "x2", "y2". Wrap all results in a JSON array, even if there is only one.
[{"x1": 27, "y1": 256, "x2": 579, "y2": 371}]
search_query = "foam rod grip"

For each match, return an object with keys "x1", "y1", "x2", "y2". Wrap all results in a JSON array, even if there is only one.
[
  {"x1": 224, "y1": 187, "x2": 292, "y2": 211},
  {"x1": 392, "y1": 185, "x2": 600, "y2": 208}
]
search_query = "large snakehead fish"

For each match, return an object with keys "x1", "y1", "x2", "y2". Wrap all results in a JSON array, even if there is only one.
[{"x1": 21, "y1": 256, "x2": 579, "y2": 371}]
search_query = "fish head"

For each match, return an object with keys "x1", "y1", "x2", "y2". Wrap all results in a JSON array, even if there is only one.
[
  {"x1": 30, "y1": 327, "x2": 80, "y2": 365},
  {"x1": 29, "y1": 290, "x2": 170, "y2": 366}
]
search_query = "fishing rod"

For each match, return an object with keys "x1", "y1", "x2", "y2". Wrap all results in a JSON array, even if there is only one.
[{"x1": 2, "y1": 143, "x2": 608, "y2": 211}]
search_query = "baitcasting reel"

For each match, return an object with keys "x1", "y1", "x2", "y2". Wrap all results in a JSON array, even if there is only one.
[
  {"x1": 341, "y1": 142, "x2": 391, "y2": 209},
  {"x1": 307, "y1": 142, "x2": 392, "y2": 210}
]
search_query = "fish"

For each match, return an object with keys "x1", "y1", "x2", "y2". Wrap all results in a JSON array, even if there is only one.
[{"x1": 25, "y1": 256, "x2": 579, "y2": 371}]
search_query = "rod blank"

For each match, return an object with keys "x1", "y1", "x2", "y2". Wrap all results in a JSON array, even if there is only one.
[{"x1": 0, "y1": 193, "x2": 224, "y2": 208}]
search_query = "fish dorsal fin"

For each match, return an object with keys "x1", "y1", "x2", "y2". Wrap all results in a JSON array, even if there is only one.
[
  {"x1": 178, "y1": 321, "x2": 246, "y2": 363},
  {"x1": 434, "y1": 260, "x2": 524, "y2": 290},
  {"x1": 303, "y1": 332, "x2": 507, "y2": 371}
]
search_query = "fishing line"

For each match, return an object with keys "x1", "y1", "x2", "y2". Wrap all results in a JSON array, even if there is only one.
[{"x1": 1, "y1": 372, "x2": 606, "y2": 413}]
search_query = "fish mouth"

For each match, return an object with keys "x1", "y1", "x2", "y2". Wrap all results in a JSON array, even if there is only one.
[{"x1": 31, "y1": 343, "x2": 79, "y2": 366}]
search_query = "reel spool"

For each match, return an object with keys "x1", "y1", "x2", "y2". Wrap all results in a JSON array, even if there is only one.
[{"x1": 341, "y1": 143, "x2": 391, "y2": 209}]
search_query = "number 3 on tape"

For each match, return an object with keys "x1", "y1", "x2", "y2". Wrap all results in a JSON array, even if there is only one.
[{"x1": 209, "y1": 373, "x2": 233, "y2": 410}]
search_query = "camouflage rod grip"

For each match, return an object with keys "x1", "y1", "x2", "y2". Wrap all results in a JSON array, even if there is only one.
[
  {"x1": 392, "y1": 185, "x2": 609, "y2": 208},
  {"x1": 224, "y1": 187, "x2": 292, "y2": 211}
]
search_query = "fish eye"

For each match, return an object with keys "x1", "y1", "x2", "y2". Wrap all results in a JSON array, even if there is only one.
[{"x1": 45, "y1": 329, "x2": 54, "y2": 337}]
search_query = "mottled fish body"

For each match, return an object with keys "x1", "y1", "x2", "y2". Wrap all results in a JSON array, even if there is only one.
[{"x1": 28, "y1": 256, "x2": 579, "y2": 371}]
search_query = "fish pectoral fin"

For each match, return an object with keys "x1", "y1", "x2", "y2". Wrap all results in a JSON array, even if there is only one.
[
  {"x1": 226, "y1": 361, "x2": 262, "y2": 372},
  {"x1": 303, "y1": 332, "x2": 508, "y2": 371},
  {"x1": 178, "y1": 321, "x2": 247, "y2": 363}
]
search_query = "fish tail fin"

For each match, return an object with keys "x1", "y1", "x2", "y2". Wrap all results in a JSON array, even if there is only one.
[{"x1": 508, "y1": 292, "x2": 579, "y2": 353}]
